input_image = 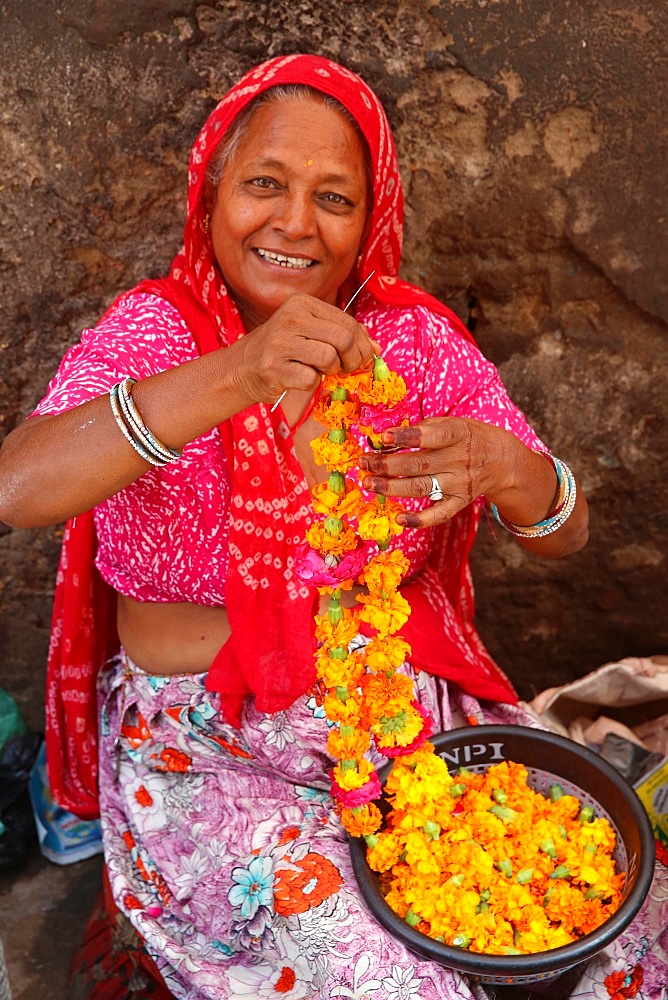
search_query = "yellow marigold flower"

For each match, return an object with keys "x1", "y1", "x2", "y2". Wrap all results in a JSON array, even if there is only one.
[
  {"x1": 313, "y1": 396, "x2": 361, "y2": 430},
  {"x1": 327, "y1": 727, "x2": 370, "y2": 761},
  {"x1": 364, "y1": 635, "x2": 412, "y2": 673},
  {"x1": 340, "y1": 803, "x2": 383, "y2": 838},
  {"x1": 305, "y1": 521, "x2": 358, "y2": 556},
  {"x1": 310, "y1": 433, "x2": 363, "y2": 472},
  {"x1": 357, "y1": 589, "x2": 411, "y2": 635},
  {"x1": 313, "y1": 608, "x2": 359, "y2": 647},
  {"x1": 316, "y1": 650, "x2": 366, "y2": 690},
  {"x1": 357, "y1": 370, "x2": 407, "y2": 406},
  {"x1": 357, "y1": 498, "x2": 405, "y2": 542},
  {"x1": 366, "y1": 830, "x2": 405, "y2": 871},
  {"x1": 358, "y1": 549, "x2": 410, "y2": 593},
  {"x1": 311, "y1": 480, "x2": 365, "y2": 519},
  {"x1": 372, "y1": 704, "x2": 425, "y2": 749},
  {"x1": 333, "y1": 758, "x2": 375, "y2": 791}
]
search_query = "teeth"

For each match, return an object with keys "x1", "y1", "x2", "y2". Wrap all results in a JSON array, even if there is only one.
[{"x1": 256, "y1": 248, "x2": 313, "y2": 269}]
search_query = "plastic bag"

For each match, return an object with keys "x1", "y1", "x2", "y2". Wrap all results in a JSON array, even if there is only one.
[
  {"x1": 0, "y1": 731, "x2": 42, "y2": 869},
  {"x1": 29, "y1": 742, "x2": 103, "y2": 865}
]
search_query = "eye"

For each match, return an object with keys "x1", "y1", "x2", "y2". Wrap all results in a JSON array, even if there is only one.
[
  {"x1": 248, "y1": 176, "x2": 280, "y2": 190},
  {"x1": 320, "y1": 192, "x2": 354, "y2": 209}
]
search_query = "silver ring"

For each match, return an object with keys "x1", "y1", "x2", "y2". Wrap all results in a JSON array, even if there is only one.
[{"x1": 427, "y1": 475, "x2": 444, "y2": 502}]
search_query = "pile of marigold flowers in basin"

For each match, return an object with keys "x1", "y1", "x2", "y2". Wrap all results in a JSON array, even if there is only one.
[
  {"x1": 366, "y1": 749, "x2": 626, "y2": 955},
  {"x1": 295, "y1": 349, "x2": 626, "y2": 957}
]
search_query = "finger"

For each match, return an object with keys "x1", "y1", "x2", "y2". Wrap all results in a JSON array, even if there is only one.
[
  {"x1": 360, "y1": 471, "x2": 438, "y2": 499},
  {"x1": 395, "y1": 494, "x2": 469, "y2": 530},
  {"x1": 359, "y1": 447, "x2": 438, "y2": 479},
  {"x1": 379, "y1": 416, "x2": 469, "y2": 450},
  {"x1": 297, "y1": 310, "x2": 373, "y2": 374}
]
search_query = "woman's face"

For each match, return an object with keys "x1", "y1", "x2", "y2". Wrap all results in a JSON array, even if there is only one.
[{"x1": 208, "y1": 96, "x2": 370, "y2": 330}]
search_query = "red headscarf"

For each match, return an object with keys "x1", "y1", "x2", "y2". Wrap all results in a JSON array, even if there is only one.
[{"x1": 46, "y1": 55, "x2": 516, "y2": 819}]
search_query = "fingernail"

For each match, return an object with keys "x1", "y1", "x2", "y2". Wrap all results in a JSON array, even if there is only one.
[
  {"x1": 359, "y1": 457, "x2": 369, "y2": 470},
  {"x1": 382, "y1": 430, "x2": 395, "y2": 444}
]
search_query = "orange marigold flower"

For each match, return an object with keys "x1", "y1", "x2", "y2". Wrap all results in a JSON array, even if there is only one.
[
  {"x1": 357, "y1": 589, "x2": 412, "y2": 635},
  {"x1": 360, "y1": 671, "x2": 415, "y2": 719},
  {"x1": 323, "y1": 690, "x2": 363, "y2": 726},
  {"x1": 313, "y1": 608, "x2": 360, "y2": 647},
  {"x1": 364, "y1": 635, "x2": 412, "y2": 672},
  {"x1": 327, "y1": 726, "x2": 371, "y2": 761},
  {"x1": 310, "y1": 433, "x2": 363, "y2": 472},
  {"x1": 340, "y1": 803, "x2": 383, "y2": 838},
  {"x1": 305, "y1": 521, "x2": 359, "y2": 556},
  {"x1": 357, "y1": 498, "x2": 405, "y2": 542},
  {"x1": 323, "y1": 370, "x2": 373, "y2": 395},
  {"x1": 358, "y1": 549, "x2": 410, "y2": 592},
  {"x1": 313, "y1": 396, "x2": 361, "y2": 429},
  {"x1": 357, "y1": 370, "x2": 407, "y2": 406}
]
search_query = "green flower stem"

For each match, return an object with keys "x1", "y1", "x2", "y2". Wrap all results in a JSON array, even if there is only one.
[
  {"x1": 540, "y1": 838, "x2": 558, "y2": 861},
  {"x1": 331, "y1": 386, "x2": 348, "y2": 402},
  {"x1": 328, "y1": 427, "x2": 347, "y2": 445},
  {"x1": 324, "y1": 515, "x2": 344, "y2": 538},
  {"x1": 424, "y1": 820, "x2": 440, "y2": 841},
  {"x1": 489, "y1": 804, "x2": 518, "y2": 823},
  {"x1": 373, "y1": 356, "x2": 391, "y2": 382},
  {"x1": 448, "y1": 783, "x2": 467, "y2": 798},
  {"x1": 328, "y1": 470, "x2": 346, "y2": 495},
  {"x1": 328, "y1": 594, "x2": 343, "y2": 624}
]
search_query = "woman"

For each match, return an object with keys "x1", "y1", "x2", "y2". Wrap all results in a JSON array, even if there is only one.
[{"x1": 2, "y1": 55, "x2": 656, "y2": 1000}]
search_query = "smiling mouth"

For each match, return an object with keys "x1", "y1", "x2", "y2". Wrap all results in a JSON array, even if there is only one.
[{"x1": 255, "y1": 248, "x2": 316, "y2": 269}]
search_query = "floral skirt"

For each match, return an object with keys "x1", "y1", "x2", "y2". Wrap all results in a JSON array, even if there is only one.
[{"x1": 96, "y1": 651, "x2": 668, "y2": 1000}]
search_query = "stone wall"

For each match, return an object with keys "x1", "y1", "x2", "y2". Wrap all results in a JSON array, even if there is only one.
[{"x1": 1, "y1": 0, "x2": 666, "y2": 729}]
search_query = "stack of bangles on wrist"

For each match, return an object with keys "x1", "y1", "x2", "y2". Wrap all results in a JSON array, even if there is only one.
[
  {"x1": 109, "y1": 377, "x2": 182, "y2": 467},
  {"x1": 491, "y1": 454, "x2": 576, "y2": 538}
]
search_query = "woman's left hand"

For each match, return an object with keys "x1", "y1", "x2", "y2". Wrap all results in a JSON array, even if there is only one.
[
  {"x1": 358, "y1": 416, "x2": 506, "y2": 528},
  {"x1": 358, "y1": 416, "x2": 589, "y2": 556}
]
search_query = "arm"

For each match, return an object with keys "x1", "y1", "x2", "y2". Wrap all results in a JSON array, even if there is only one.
[{"x1": 0, "y1": 294, "x2": 375, "y2": 529}]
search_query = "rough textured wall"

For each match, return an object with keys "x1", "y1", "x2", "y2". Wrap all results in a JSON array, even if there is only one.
[{"x1": 1, "y1": 0, "x2": 666, "y2": 729}]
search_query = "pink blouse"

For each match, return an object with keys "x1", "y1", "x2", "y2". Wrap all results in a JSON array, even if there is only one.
[{"x1": 35, "y1": 292, "x2": 545, "y2": 605}]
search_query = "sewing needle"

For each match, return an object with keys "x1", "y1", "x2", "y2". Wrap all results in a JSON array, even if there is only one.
[{"x1": 270, "y1": 269, "x2": 376, "y2": 413}]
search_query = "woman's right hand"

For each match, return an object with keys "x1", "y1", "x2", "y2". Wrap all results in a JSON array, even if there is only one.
[{"x1": 229, "y1": 294, "x2": 377, "y2": 406}]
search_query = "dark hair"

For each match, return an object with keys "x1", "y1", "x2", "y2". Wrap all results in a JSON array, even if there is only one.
[{"x1": 206, "y1": 84, "x2": 373, "y2": 206}]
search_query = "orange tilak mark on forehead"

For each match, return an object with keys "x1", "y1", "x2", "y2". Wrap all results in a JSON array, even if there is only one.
[{"x1": 304, "y1": 158, "x2": 314, "y2": 167}]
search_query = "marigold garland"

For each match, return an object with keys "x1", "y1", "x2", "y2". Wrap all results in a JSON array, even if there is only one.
[{"x1": 294, "y1": 350, "x2": 624, "y2": 958}]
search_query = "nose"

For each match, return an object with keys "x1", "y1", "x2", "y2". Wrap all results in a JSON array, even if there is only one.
[{"x1": 272, "y1": 191, "x2": 316, "y2": 241}]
